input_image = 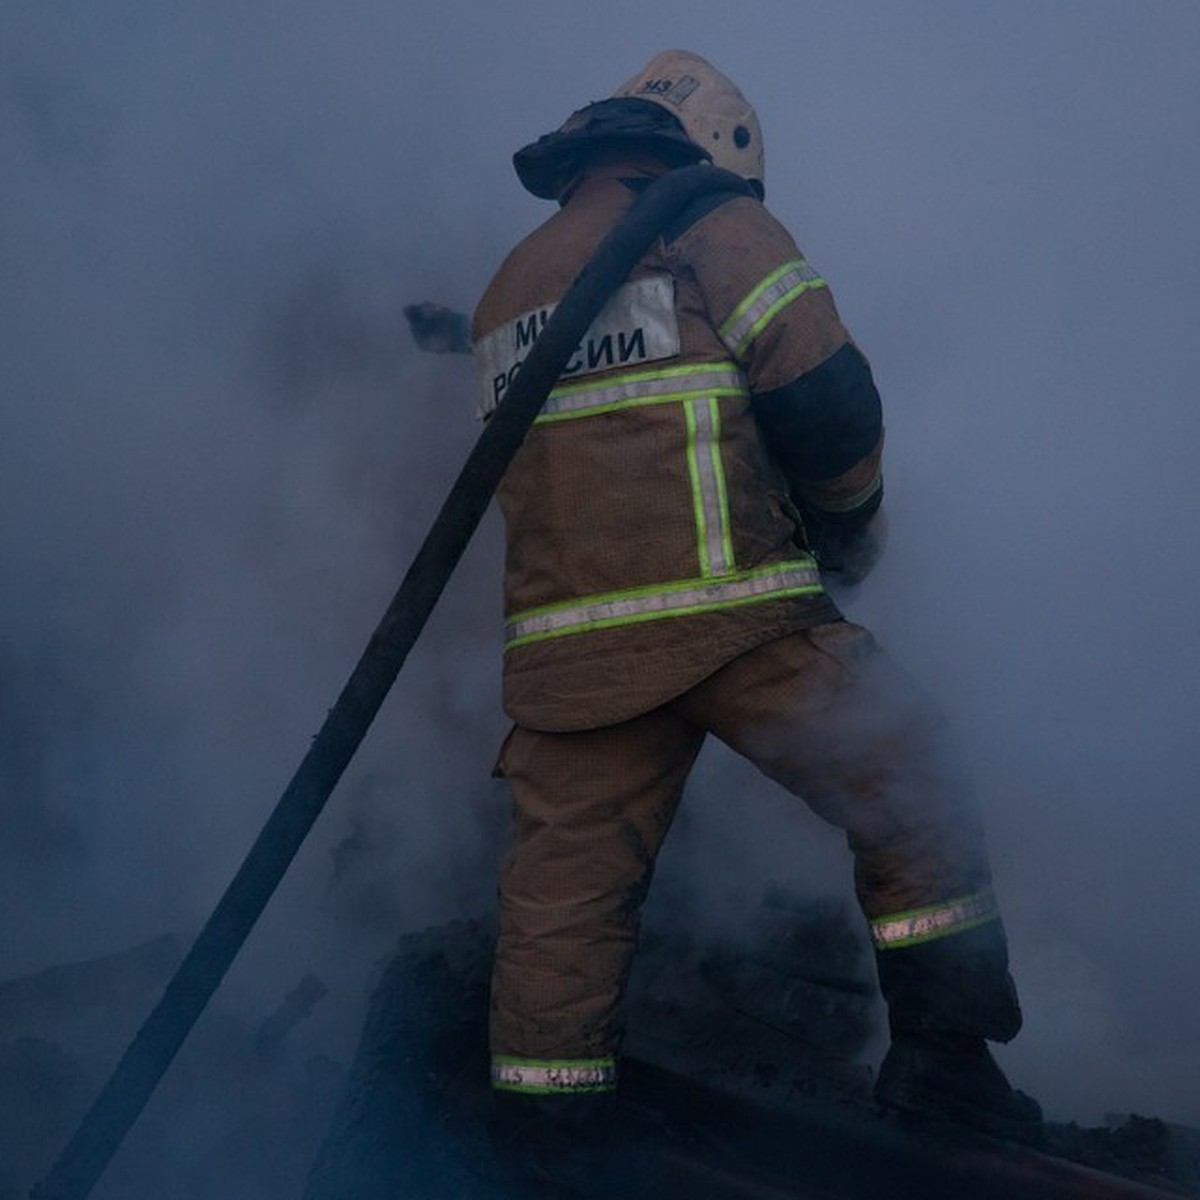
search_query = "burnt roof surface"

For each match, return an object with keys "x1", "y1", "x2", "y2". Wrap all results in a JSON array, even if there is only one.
[{"x1": 302, "y1": 905, "x2": 1198, "y2": 1199}]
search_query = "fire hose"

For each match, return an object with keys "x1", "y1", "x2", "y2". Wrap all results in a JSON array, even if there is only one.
[{"x1": 32, "y1": 162, "x2": 753, "y2": 1200}]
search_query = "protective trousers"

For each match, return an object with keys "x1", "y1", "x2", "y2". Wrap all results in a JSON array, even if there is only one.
[{"x1": 489, "y1": 621, "x2": 1022, "y2": 1097}]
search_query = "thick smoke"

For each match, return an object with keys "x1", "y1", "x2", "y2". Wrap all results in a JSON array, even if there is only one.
[{"x1": 2, "y1": 4, "x2": 1199, "y2": 1195}]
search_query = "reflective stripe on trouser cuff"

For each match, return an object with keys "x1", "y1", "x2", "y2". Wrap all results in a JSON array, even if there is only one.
[
  {"x1": 870, "y1": 889, "x2": 1000, "y2": 950},
  {"x1": 505, "y1": 560, "x2": 823, "y2": 648},
  {"x1": 491, "y1": 1056, "x2": 618, "y2": 1095}
]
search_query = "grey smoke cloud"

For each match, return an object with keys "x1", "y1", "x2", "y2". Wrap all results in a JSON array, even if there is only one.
[{"x1": 2, "y1": 9, "x2": 1198, "y2": 1193}]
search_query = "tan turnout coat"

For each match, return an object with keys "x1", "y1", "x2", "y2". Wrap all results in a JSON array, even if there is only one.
[{"x1": 473, "y1": 160, "x2": 881, "y2": 731}]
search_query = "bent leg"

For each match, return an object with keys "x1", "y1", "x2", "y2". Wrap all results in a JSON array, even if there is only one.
[
  {"x1": 673, "y1": 622, "x2": 1022, "y2": 1043},
  {"x1": 490, "y1": 710, "x2": 704, "y2": 1097}
]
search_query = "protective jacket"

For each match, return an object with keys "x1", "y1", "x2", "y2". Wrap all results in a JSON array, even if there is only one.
[{"x1": 472, "y1": 158, "x2": 884, "y2": 732}]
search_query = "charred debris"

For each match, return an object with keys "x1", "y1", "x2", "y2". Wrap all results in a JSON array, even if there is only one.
[
  {"x1": 8, "y1": 895, "x2": 1198, "y2": 1199},
  {"x1": 304, "y1": 897, "x2": 1200, "y2": 1200}
]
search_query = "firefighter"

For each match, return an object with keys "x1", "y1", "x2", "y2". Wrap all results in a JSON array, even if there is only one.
[{"x1": 471, "y1": 49, "x2": 1041, "y2": 1166}]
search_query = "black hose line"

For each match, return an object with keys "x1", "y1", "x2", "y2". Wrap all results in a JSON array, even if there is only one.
[{"x1": 32, "y1": 163, "x2": 753, "y2": 1200}]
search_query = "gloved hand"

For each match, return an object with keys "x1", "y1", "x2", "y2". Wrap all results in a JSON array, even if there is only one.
[
  {"x1": 403, "y1": 302, "x2": 472, "y2": 354},
  {"x1": 811, "y1": 509, "x2": 888, "y2": 586}
]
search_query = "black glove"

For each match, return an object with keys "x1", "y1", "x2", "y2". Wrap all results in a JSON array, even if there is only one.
[
  {"x1": 404, "y1": 303, "x2": 472, "y2": 354},
  {"x1": 808, "y1": 510, "x2": 888, "y2": 586}
]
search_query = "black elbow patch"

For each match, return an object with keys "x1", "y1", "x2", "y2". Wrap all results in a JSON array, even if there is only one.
[{"x1": 751, "y1": 344, "x2": 882, "y2": 481}]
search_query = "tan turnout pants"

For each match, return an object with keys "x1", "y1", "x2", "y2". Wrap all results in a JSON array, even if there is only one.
[{"x1": 490, "y1": 621, "x2": 1002, "y2": 1074}]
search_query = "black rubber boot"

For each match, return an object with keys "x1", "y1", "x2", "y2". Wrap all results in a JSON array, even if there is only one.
[
  {"x1": 488, "y1": 1090, "x2": 687, "y2": 1198},
  {"x1": 874, "y1": 1031, "x2": 1044, "y2": 1145},
  {"x1": 873, "y1": 920, "x2": 1024, "y2": 1044}
]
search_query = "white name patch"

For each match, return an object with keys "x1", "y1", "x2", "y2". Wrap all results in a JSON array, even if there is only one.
[{"x1": 473, "y1": 274, "x2": 680, "y2": 418}]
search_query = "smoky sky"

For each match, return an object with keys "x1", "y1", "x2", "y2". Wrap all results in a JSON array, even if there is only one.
[{"x1": 2, "y1": 3, "x2": 1199, "y2": 1175}]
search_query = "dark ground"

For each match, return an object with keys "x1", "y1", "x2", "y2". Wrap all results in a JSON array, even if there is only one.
[
  {"x1": 7, "y1": 897, "x2": 1199, "y2": 1198},
  {"x1": 302, "y1": 901, "x2": 1200, "y2": 1199}
]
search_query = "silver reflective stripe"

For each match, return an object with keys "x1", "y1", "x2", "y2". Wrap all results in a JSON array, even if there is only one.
[
  {"x1": 686, "y1": 397, "x2": 734, "y2": 577},
  {"x1": 809, "y1": 468, "x2": 883, "y2": 515},
  {"x1": 719, "y1": 259, "x2": 827, "y2": 359},
  {"x1": 491, "y1": 1056, "x2": 618, "y2": 1095},
  {"x1": 870, "y1": 889, "x2": 1000, "y2": 950},
  {"x1": 536, "y1": 363, "x2": 745, "y2": 580},
  {"x1": 536, "y1": 362, "x2": 746, "y2": 423},
  {"x1": 506, "y1": 561, "x2": 823, "y2": 648}
]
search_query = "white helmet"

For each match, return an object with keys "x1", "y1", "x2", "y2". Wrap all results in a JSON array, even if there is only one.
[
  {"x1": 513, "y1": 49, "x2": 765, "y2": 201},
  {"x1": 613, "y1": 50, "x2": 764, "y2": 195}
]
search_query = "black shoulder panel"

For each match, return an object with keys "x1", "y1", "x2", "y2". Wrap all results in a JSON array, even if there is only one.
[{"x1": 751, "y1": 343, "x2": 883, "y2": 483}]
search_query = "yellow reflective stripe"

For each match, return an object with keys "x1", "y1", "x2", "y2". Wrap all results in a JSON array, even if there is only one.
[
  {"x1": 535, "y1": 362, "x2": 746, "y2": 424},
  {"x1": 685, "y1": 397, "x2": 734, "y2": 577},
  {"x1": 870, "y1": 890, "x2": 1000, "y2": 950},
  {"x1": 684, "y1": 401, "x2": 711, "y2": 575},
  {"x1": 808, "y1": 468, "x2": 883, "y2": 515},
  {"x1": 719, "y1": 259, "x2": 827, "y2": 359},
  {"x1": 491, "y1": 1055, "x2": 617, "y2": 1095},
  {"x1": 534, "y1": 363, "x2": 743, "y2": 579},
  {"x1": 505, "y1": 560, "x2": 823, "y2": 648},
  {"x1": 708, "y1": 400, "x2": 735, "y2": 573}
]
